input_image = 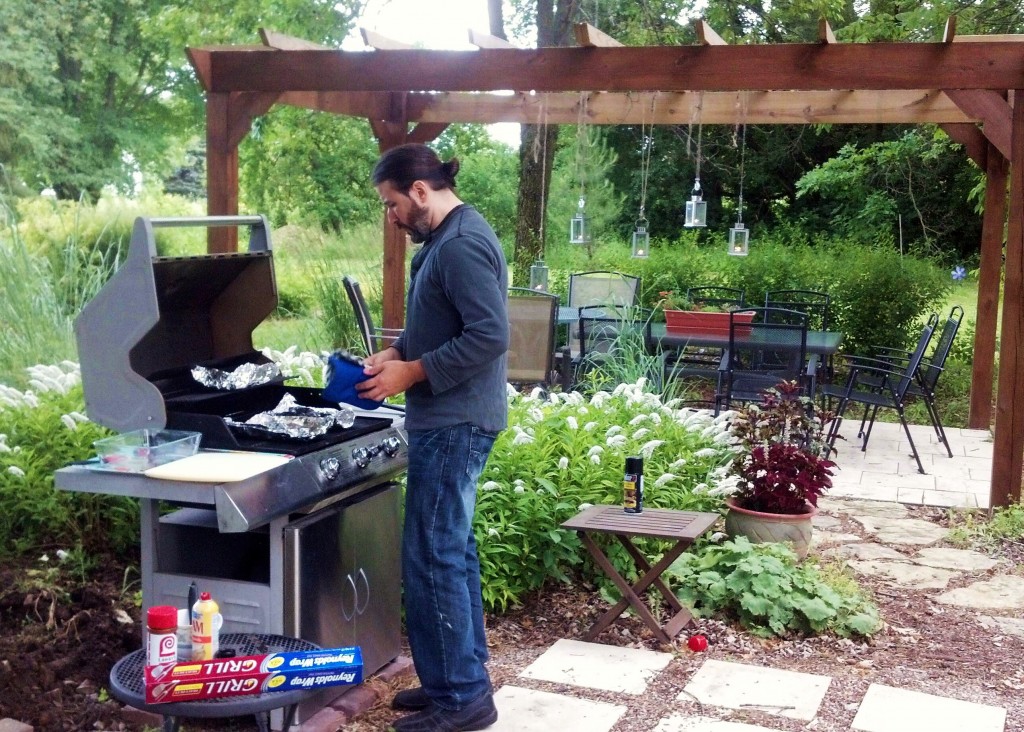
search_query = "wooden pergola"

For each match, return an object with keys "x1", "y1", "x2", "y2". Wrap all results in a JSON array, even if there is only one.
[{"x1": 186, "y1": 19, "x2": 1024, "y2": 507}]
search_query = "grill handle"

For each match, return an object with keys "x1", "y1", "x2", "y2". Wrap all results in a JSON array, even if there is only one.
[{"x1": 146, "y1": 215, "x2": 271, "y2": 253}]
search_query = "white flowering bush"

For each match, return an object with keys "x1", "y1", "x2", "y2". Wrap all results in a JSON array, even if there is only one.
[
  {"x1": 0, "y1": 362, "x2": 138, "y2": 557},
  {"x1": 475, "y1": 379, "x2": 736, "y2": 611}
]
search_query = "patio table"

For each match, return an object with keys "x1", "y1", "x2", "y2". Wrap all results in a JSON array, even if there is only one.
[
  {"x1": 108, "y1": 632, "x2": 321, "y2": 732},
  {"x1": 561, "y1": 505, "x2": 720, "y2": 644},
  {"x1": 557, "y1": 305, "x2": 843, "y2": 356}
]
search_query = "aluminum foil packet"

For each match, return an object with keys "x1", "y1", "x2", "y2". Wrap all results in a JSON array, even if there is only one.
[
  {"x1": 192, "y1": 362, "x2": 281, "y2": 390},
  {"x1": 226, "y1": 394, "x2": 355, "y2": 441}
]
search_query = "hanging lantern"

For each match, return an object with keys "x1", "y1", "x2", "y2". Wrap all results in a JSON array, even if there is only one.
[
  {"x1": 684, "y1": 179, "x2": 707, "y2": 228},
  {"x1": 631, "y1": 217, "x2": 649, "y2": 259},
  {"x1": 569, "y1": 197, "x2": 591, "y2": 245},
  {"x1": 728, "y1": 222, "x2": 749, "y2": 256},
  {"x1": 529, "y1": 259, "x2": 550, "y2": 291}
]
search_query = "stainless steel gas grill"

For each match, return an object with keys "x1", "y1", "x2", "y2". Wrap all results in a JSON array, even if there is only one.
[{"x1": 55, "y1": 216, "x2": 407, "y2": 724}]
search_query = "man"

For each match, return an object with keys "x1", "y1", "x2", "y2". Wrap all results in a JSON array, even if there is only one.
[{"x1": 358, "y1": 143, "x2": 508, "y2": 732}]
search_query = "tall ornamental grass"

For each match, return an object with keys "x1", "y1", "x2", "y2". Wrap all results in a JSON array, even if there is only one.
[
  {"x1": 0, "y1": 201, "x2": 76, "y2": 385},
  {"x1": 475, "y1": 381, "x2": 736, "y2": 611}
]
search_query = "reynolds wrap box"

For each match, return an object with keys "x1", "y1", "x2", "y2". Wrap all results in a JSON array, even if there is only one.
[{"x1": 144, "y1": 647, "x2": 362, "y2": 704}]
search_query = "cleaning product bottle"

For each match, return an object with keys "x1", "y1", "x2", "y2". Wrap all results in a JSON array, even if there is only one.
[
  {"x1": 190, "y1": 591, "x2": 220, "y2": 660},
  {"x1": 623, "y1": 456, "x2": 644, "y2": 514}
]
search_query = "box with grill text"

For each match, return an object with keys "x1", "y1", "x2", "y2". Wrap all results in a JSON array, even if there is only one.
[{"x1": 144, "y1": 647, "x2": 362, "y2": 704}]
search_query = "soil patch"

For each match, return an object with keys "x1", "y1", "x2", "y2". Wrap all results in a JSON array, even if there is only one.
[{"x1": 2, "y1": 504, "x2": 1023, "y2": 731}]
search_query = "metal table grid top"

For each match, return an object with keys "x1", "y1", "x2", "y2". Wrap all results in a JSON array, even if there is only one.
[
  {"x1": 110, "y1": 633, "x2": 320, "y2": 718},
  {"x1": 562, "y1": 505, "x2": 721, "y2": 542}
]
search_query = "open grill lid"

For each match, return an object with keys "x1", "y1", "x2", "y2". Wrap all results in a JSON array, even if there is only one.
[{"x1": 75, "y1": 216, "x2": 278, "y2": 433}]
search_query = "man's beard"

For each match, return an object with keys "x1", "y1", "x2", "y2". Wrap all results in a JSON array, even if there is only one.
[{"x1": 400, "y1": 200, "x2": 432, "y2": 244}]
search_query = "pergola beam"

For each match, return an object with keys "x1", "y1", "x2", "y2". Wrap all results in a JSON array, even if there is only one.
[
  {"x1": 276, "y1": 89, "x2": 976, "y2": 125},
  {"x1": 188, "y1": 44, "x2": 1024, "y2": 94}
]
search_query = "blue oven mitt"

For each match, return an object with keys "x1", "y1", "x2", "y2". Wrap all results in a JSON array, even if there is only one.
[{"x1": 323, "y1": 350, "x2": 382, "y2": 410}]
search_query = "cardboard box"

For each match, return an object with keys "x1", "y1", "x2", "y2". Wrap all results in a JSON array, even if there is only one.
[{"x1": 144, "y1": 647, "x2": 362, "y2": 704}]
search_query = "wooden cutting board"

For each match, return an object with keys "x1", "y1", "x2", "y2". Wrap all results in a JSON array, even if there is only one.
[{"x1": 143, "y1": 451, "x2": 291, "y2": 483}]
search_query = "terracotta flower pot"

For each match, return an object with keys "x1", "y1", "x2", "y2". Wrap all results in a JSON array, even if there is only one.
[
  {"x1": 724, "y1": 497, "x2": 817, "y2": 560},
  {"x1": 664, "y1": 309, "x2": 755, "y2": 336}
]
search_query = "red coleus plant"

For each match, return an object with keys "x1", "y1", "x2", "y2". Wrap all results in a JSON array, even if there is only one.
[
  {"x1": 728, "y1": 380, "x2": 837, "y2": 515},
  {"x1": 733, "y1": 442, "x2": 836, "y2": 514}
]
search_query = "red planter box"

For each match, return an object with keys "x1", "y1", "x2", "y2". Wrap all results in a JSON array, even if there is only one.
[{"x1": 664, "y1": 310, "x2": 755, "y2": 336}]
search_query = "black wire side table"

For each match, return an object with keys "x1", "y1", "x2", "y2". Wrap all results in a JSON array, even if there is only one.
[{"x1": 109, "y1": 633, "x2": 321, "y2": 732}]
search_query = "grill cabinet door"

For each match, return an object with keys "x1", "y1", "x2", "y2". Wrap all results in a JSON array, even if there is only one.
[{"x1": 284, "y1": 483, "x2": 401, "y2": 704}]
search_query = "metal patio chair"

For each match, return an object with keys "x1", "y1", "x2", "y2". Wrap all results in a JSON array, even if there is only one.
[
  {"x1": 857, "y1": 306, "x2": 964, "y2": 458},
  {"x1": 664, "y1": 286, "x2": 747, "y2": 387},
  {"x1": 343, "y1": 276, "x2": 403, "y2": 356},
  {"x1": 685, "y1": 286, "x2": 746, "y2": 309},
  {"x1": 764, "y1": 289, "x2": 831, "y2": 331},
  {"x1": 568, "y1": 271, "x2": 642, "y2": 309},
  {"x1": 715, "y1": 307, "x2": 812, "y2": 412},
  {"x1": 507, "y1": 287, "x2": 570, "y2": 391},
  {"x1": 576, "y1": 305, "x2": 659, "y2": 388},
  {"x1": 821, "y1": 319, "x2": 936, "y2": 474}
]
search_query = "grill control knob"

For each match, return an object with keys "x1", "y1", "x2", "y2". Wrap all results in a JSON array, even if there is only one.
[
  {"x1": 319, "y1": 456, "x2": 341, "y2": 481},
  {"x1": 381, "y1": 436, "x2": 401, "y2": 457},
  {"x1": 352, "y1": 447, "x2": 371, "y2": 469}
]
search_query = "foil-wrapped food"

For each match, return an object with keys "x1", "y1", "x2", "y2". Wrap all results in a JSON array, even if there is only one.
[
  {"x1": 192, "y1": 362, "x2": 281, "y2": 390},
  {"x1": 227, "y1": 394, "x2": 356, "y2": 441}
]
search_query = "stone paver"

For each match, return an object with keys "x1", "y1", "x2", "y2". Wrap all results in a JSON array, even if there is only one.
[
  {"x1": 910, "y1": 547, "x2": 999, "y2": 572},
  {"x1": 820, "y1": 498, "x2": 907, "y2": 520},
  {"x1": 977, "y1": 614, "x2": 1024, "y2": 638},
  {"x1": 851, "y1": 683, "x2": 1006, "y2": 732},
  {"x1": 491, "y1": 685, "x2": 626, "y2": 732},
  {"x1": 847, "y1": 559, "x2": 956, "y2": 590},
  {"x1": 826, "y1": 543, "x2": 907, "y2": 561},
  {"x1": 681, "y1": 659, "x2": 830, "y2": 721},
  {"x1": 851, "y1": 515, "x2": 949, "y2": 545},
  {"x1": 653, "y1": 715, "x2": 783, "y2": 732},
  {"x1": 935, "y1": 575, "x2": 1024, "y2": 610},
  {"x1": 519, "y1": 639, "x2": 671, "y2": 695}
]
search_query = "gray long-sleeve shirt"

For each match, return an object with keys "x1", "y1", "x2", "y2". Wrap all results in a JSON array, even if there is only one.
[{"x1": 392, "y1": 204, "x2": 509, "y2": 432}]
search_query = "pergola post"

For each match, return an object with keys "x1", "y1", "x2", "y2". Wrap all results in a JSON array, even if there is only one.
[
  {"x1": 970, "y1": 144, "x2": 1008, "y2": 429},
  {"x1": 372, "y1": 111, "x2": 411, "y2": 334},
  {"x1": 991, "y1": 91, "x2": 1024, "y2": 506},
  {"x1": 206, "y1": 92, "x2": 240, "y2": 253}
]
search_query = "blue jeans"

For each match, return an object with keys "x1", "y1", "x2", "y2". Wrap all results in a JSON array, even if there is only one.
[{"x1": 403, "y1": 423, "x2": 498, "y2": 711}]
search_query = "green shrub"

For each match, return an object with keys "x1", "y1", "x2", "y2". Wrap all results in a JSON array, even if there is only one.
[
  {"x1": 666, "y1": 536, "x2": 881, "y2": 637},
  {"x1": 541, "y1": 235, "x2": 949, "y2": 359},
  {"x1": 826, "y1": 243, "x2": 949, "y2": 355},
  {"x1": 947, "y1": 503, "x2": 1024, "y2": 550},
  {"x1": 475, "y1": 383, "x2": 736, "y2": 611},
  {"x1": 0, "y1": 370, "x2": 138, "y2": 557}
]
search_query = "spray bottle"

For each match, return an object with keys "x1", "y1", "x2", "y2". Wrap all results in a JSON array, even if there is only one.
[{"x1": 623, "y1": 456, "x2": 644, "y2": 514}]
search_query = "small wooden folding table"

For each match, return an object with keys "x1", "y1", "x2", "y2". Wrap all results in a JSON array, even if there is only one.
[{"x1": 562, "y1": 505, "x2": 720, "y2": 644}]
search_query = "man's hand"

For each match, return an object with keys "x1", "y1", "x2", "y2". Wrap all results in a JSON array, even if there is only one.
[
  {"x1": 363, "y1": 346, "x2": 401, "y2": 369},
  {"x1": 357, "y1": 354, "x2": 425, "y2": 401}
]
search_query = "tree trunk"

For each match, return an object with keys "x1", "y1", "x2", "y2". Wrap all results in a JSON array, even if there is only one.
[
  {"x1": 507, "y1": 0, "x2": 578, "y2": 286},
  {"x1": 513, "y1": 124, "x2": 558, "y2": 285}
]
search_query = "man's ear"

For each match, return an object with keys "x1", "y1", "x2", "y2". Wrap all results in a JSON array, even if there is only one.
[{"x1": 409, "y1": 180, "x2": 430, "y2": 204}]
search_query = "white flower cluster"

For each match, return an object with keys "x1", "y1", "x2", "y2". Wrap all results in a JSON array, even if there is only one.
[
  {"x1": 260, "y1": 346, "x2": 323, "y2": 387},
  {"x1": 26, "y1": 361, "x2": 80, "y2": 395},
  {"x1": 59, "y1": 411, "x2": 90, "y2": 431},
  {"x1": 1, "y1": 362, "x2": 81, "y2": 411}
]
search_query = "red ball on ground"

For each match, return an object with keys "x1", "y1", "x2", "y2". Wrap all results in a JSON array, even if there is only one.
[{"x1": 687, "y1": 634, "x2": 708, "y2": 652}]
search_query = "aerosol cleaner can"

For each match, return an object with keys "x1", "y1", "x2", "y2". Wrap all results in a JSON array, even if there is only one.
[
  {"x1": 623, "y1": 456, "x2": 644, "y2": 514},
  {"x1": 190, "y1": 591, "x2": 221, "y2": 660}
]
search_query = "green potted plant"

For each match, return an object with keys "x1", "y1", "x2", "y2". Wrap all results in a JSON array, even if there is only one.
[
  {"x1": 659, "y1": 293, "x2": 755, "y2": 335},
  {"x1": 721, "y1": 381, "x2": 836, "y2": 559}
]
